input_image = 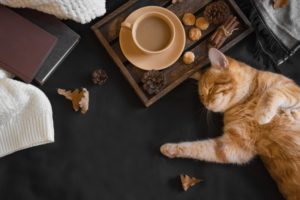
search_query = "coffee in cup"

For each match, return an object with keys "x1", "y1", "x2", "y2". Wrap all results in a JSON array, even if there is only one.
[{"x1": 121, "y1": 12, "x2": 175, "y2": 54}]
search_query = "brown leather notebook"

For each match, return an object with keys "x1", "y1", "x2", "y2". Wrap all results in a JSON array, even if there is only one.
[{"x1": 0, "y1": 5, "x2": 57, "y2": 83}]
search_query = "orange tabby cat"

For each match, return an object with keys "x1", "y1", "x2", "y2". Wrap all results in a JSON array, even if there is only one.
[{"x1": 161, "y1": 48, "x2": 300, "y2": 200}]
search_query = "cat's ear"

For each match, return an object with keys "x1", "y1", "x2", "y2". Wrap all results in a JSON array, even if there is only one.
[{"x1": 208, "y1": 48, "x2": 229, "y2": 69}]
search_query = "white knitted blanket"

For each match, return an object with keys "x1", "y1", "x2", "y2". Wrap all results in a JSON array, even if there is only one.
[{"x1": 0, "y1": 0, "x2": 106, "y2": 24}]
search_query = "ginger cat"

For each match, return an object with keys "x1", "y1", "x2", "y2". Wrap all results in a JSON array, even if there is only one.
[{"x1": 161, "y1": 48, "x2": 300, "y2": 200}]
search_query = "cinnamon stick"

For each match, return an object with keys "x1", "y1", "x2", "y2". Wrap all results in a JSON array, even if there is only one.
[
  {"x1": 209, "y1": 15, "x2": 239, "y2": 49},
  {"x1": 216, "y1": 21, "x2": 239, "y2": 48},
  {"x1": 210, "y1": 16, "x2": 232, "y2": 42}
]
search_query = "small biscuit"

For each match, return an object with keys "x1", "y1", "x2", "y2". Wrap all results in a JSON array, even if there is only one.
[
  {"x1": 182, "y1": 13, "x2": 196, "y2": 26},
  {"x1": 195, "y1": 17, "x2": 209, "y2": 30},
  {"x1": 183, "y1": 51, "x2": 195, "y2": 64},
  {"x1": 189, "y1": 28, "x2": 202, "y2": 41}
]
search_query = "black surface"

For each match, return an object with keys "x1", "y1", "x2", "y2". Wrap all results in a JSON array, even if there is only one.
[{"x1": 3, "y1": 1, "x2": 300, "y2": 199}]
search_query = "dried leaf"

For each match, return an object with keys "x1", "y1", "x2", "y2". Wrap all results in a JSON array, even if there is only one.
[
  {"x1": 57, "y1": 89, "x2": 73, "y2": 100},
  {"x1": 78, "y1": 89, "x2": 89, "y2": 114},
  {"x1": 273, "y1": 0, "x2": 288, "y2": 9},
  {"x1": 57, "y1": 88, "x2": 89, "y2": 114},
  {"x1": 180, "y1": 174, "x2": 202, "y2": 191}
]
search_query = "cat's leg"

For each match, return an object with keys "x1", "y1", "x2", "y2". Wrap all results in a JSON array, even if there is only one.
[
  {"x1": 160, "y1": 133, "x2": 255, "y2": 164},
  {"x1": 255, "y1": 83, "x2": 300, "y2": 124},
  {"x1": 255, "y1": 89, "x2": 282, "y2": 125}
]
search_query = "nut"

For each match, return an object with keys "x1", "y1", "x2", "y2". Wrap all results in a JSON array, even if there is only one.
[
  {"x1": 182, "y1": 13, "x2": 196, "y2": 26},
  {"x1": 189, "y1": 27, "x2": 202, "y2": 41},
  {"x1": 183, "y1": 51, "x2": 195, "y2": 64},
  {"x1": 195, "y1": 17, "x2": 209, "y2": 30}
]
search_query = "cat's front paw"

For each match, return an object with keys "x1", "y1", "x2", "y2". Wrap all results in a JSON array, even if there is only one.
[
  {"x1": 255, "y1": 108, "x2": 276, "y2": 125},
  {"x1": 160, "y1": 144, "x2": 182, "y2": 158}
]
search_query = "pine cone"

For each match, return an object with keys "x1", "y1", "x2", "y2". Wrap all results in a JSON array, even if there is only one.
[
  {"x1": 91, "y1": 69, "x2": 108, "y2": 85},
  {"x1": 204, "y1": 1, "x2": 230, "y2": 25},
  {"x1": 141, "y1": 70, "x2": 166, "y2": 95}
]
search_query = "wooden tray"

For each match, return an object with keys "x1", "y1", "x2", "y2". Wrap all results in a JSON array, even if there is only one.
[{"x1": 92, "y1": 0, "x2": 253, "y2": 107}]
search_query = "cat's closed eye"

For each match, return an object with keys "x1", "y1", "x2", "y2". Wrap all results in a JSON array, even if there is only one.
[
  {"x1": 208, "y1": 87, "x2": 214, "y2": 95},
  {"x1": 214, "y1": 86, "x2": 231, "y2": 94},
  {"x1": 208, "y1": 86, "x2": 224, "y2": 95}
]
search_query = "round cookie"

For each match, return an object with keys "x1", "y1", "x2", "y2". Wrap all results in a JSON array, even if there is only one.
[
  {"x1": 183, "y1": 51, "x2": 195, "y2": 64},
  {"x1": 196, "y1": 17, "x2": 209, "y2": 30},
  {"x1": 182, "y1": 13, "x2": 196, "y2": 26},
  {"x1": 189, "y1": 27, "x2": 202, "y2": 41}
]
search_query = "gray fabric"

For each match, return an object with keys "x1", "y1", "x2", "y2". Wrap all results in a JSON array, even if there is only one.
[{"x1": 254, "y1": 0, "x2": 300, "y2": 49}]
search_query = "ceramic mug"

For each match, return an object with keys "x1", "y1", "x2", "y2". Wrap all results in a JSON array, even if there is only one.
[{"x1": 121, "y1": 12, "x2": 175, "y2": 54}]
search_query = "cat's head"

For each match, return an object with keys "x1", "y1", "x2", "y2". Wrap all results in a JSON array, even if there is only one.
[{"x1": 196, "y1": 48, "x2": 252, "y2": 112}]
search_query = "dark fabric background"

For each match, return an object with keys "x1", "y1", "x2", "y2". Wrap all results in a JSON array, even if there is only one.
[{"x1": 2, "y1": 1, "x2": 300, "y2": 199}]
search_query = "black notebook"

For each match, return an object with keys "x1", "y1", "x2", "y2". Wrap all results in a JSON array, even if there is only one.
[{"x1": 17, "y1": 9, "x2": 80, "y2": 85}]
